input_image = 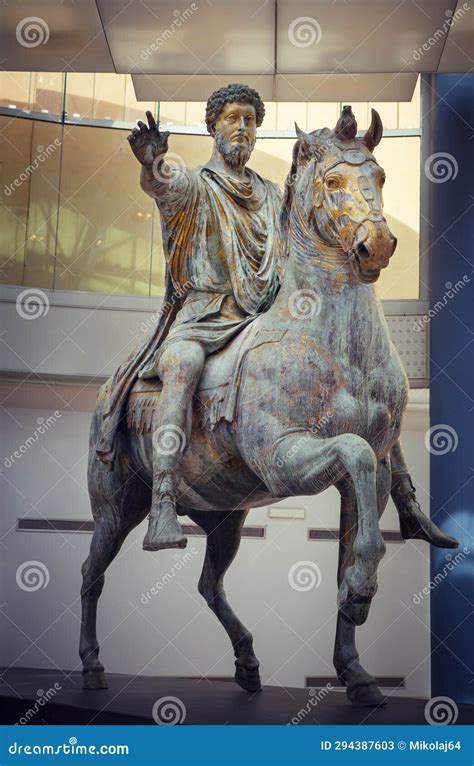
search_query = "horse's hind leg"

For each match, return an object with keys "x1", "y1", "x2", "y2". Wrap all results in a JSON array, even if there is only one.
[
  {"x1": 80, "y1": 490, "x2": 148, "y2": 689},
  {"x1": 188, "y1": 508, "x2": 261, "y2": 693},
  {"x1": 333, "y1": 458, "x2": 391, "y2": 707}
]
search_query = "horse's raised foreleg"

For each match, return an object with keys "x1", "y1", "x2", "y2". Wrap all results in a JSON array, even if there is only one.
[
  {"x1": 187, "y1": 508, "x2": 261, "y2": 693},
  {"x1": 333, "y1": 458, "x2": 391, "y2": 707},
  {"x1": 271, "y1": 433, "x2": 386, "y2": 625}
]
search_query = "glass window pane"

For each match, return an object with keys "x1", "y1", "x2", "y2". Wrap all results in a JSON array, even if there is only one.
[
  {"x1": 374, "y1": 136, "x2": 420, "y2": 299},
  {"x1": 0, "y1": 115, "x2": 30, "y2": 285},
  {"x1": 277, "y1": 102, "x2": 307, "y2": 131},
  {"x1": 0, "y1": 72, "x2": 31, "y2": 110},
  {"x1": 30, "y1": 73, "x2": 64, "y2": 115},
  {"x1": 66, "y1": 74, "x2": 155, "y2": 124},
  {"x1": 399, "y1": 76, "x2": 420, "y2": 129},
  {"x1": 0, "y1": 72, "x2": 64, "y2": 114},
  {"x1": 65, "y1": 73, "x2": 95, "y2": 119},
  {"x1": 55, "y1": 125, "x2": 153, "y2": 295},
  {"x1": 124, "y1": 76, "x2": 155, "y2": 124},
  {"x1": 23, "y1": 121, "x2": 62, "y2": 289}
]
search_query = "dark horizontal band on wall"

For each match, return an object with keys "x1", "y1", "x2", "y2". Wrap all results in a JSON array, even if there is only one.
[
  {"x1": 16, "y1": 518, "x2": 266, "y2": 539},
  {"x1": 306, "y1": 676, "x2": 405, "y2": 689},
  {"x1": 308, "y1": 529, "x2": 404, "y2": 543}
]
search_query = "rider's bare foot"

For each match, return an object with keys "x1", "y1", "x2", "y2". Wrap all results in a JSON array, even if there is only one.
[{"x1": 142, "y1": 498, "x2": 187, "y2": 552}]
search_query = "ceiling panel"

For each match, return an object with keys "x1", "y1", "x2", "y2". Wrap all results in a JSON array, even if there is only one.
[
  {"x1": 132, "y1": 73, "x2": 417, "y2": 102},
  {"x1": 97, "y1": 0, "x2": 275, "y2": 75},
  {"x1": 277, "y1": 0, "x2": 451, "y2": 73},
  {"x1": 132, "y1": 74, "x2": 274, "y2": 102},
  {"x1": 0, "y1": 0, "x2": 114, "y2": 72},
  {"x1": 275, "y1": 73, "x2": 418, "y2": 102},
  {"x1": 438, "y1": 0, "x2": 474, "y2": 71}
]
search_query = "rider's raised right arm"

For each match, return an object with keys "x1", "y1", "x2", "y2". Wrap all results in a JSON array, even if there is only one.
[{"x1": 140, "y1": 159, "x2": 191, "y2": 216}]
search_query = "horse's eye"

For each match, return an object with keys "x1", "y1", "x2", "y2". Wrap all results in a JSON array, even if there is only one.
[
  {"x1": 325, "y1": 177, "x2": 340, "y2": 191},
  {"x1": 380, "y1": 174, "x2": 386, "y2": 186}
]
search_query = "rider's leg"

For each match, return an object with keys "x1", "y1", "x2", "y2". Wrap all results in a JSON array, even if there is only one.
[
  {"x1": 142, "y1": 340, "x2": 205, "y2": 552},
  {"x1": 390, "y1": 440, "x2": 458, "y2": 548}
]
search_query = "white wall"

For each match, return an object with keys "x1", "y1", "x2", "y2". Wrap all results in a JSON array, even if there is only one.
[{"x1": 0, "y1": 287, "x2": 432, "y2": 697}]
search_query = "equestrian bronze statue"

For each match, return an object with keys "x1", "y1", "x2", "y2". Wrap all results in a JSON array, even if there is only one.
[{"x1": 81, "y1": 88, "x2": 458, "y2": 708}]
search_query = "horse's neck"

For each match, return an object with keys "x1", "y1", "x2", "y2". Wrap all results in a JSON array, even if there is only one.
[{"x1": 271, "y1": 233, "x2": 392, "y2": 364}]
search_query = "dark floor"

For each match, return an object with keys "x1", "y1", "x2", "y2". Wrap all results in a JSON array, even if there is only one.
[{"x1": 1, "y1": 667, "x2": 472, "y2": 725}]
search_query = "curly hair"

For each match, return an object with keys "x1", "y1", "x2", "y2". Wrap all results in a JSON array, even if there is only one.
[{"x1": 205, "y1": 83, "x2": 265, "y2": 134}]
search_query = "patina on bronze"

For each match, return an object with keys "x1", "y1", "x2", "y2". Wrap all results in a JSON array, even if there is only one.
[{"x1": 82, "y1": 101, "x2": 458, "y2": 707}]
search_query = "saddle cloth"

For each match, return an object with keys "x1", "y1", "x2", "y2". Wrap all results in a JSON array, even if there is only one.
[{"x1": 126, "y1": 321, "x2": 287, "y2": 435}]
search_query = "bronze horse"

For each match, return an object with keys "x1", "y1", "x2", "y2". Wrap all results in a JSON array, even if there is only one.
[{"x1": 81, "y1": 108, "x2": 454, "y2": 707}]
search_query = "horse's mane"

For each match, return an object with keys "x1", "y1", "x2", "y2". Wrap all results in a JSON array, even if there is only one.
[{"x1": 278, "y1": 127, "x2": 331, "y2": 267}]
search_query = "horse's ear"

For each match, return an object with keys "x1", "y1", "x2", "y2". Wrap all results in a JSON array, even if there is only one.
[
  {"x1": 295, "y1": 122, "x2": 325, "y2": 160},
  {"x1": 362, "y1": 108, "x2": 383, "y2": 151},
  {"x1": 294, "y1": 122, "x2": 307, "y2": 141}
]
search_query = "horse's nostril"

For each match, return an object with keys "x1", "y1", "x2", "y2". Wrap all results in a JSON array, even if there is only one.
[{"x1": 356, "y1": 243, "x2": 370, "y2": 260}]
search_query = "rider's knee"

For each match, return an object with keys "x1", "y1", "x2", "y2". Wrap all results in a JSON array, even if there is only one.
[{"x1": 159, "y1": 342, "x2": 205, "y2": 383}]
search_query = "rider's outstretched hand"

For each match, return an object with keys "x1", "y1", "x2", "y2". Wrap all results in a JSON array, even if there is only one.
[{"x1": 127, "y1": 110, "x2": 170, "y2": 167}]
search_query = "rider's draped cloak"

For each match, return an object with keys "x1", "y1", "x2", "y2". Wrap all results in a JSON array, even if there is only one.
[{"x1": 95, "y1": 162, "x2": 282, "y2": 469}]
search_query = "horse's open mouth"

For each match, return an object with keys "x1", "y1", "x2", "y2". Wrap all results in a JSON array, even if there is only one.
[
  {"x1": 350, "y1": 255, "x2": 381, "y2": 284},
  {"x1": 358, "y1": 268, "x2": 381, "y2": 284}
]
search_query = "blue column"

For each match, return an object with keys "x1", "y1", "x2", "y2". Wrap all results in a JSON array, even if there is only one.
[{"x1": 428, "y1": 73, "x2": 474, "y2": 704}]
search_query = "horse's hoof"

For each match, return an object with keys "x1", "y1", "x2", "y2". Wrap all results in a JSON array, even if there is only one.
[
  {"x1": 235, "y1": 665, "x2": 262, "y2": 693},
  {"x1": 347, "y1": 682, "x2": 386, "y2": 708},
  {"x1": 340, "y1": 597, "x2": 372, "y2": 626},
  {"x1": 83, "y1": 670, "x2": 108, "y2": 690}
]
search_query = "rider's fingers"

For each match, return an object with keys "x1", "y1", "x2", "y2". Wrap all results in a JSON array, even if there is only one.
[
  {"x1": 146, "y1": 110, "x2": 157, "y2": 132},
  {"x1": 137, "y1": 120, "x2": 148, "y2": 133}
]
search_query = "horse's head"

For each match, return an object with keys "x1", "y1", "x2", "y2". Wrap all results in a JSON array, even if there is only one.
[{"x1": 284, "y1": 106, "x2": 397, "y2": 284}]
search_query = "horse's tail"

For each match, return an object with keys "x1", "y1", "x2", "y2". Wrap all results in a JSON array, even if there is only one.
[{"x1": 87, "y1": 379, "x2": 117, "y2": 515}]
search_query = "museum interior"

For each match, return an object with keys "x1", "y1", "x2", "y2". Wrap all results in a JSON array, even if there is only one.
[{"x1": 0, "y1": 0, "x2": 472, "y2": 726}]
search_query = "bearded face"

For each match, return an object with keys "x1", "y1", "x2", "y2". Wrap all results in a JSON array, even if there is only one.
[
  {"x1": 212, "y1": 102, "x2": 257, "y2": 171},
  {"x1": 214, "y1": 129, "x2": 254, "y2": 169}
]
